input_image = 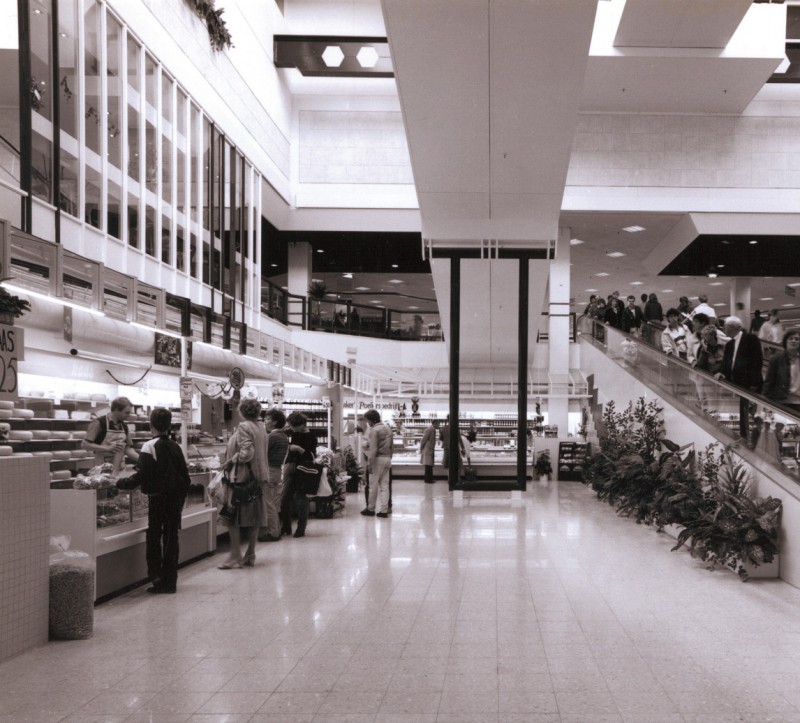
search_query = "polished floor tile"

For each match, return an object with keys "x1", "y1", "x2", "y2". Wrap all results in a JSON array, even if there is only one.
[{"x1": 2, "y1": 480, "x2": 800, "y2": 722}]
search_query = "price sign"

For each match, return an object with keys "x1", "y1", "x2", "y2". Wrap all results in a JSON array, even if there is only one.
[
  {"x1": 0, "y1": 323, "x2": 24, "y2": 402},
  {"x1": 180, "y1": 398, "x2": 192, "y2": 421},
  {"x1": 179, "y1": 376, "x2": 193, "y2": 400}
]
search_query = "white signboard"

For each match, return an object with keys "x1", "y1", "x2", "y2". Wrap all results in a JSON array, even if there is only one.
[{"x1": 0, "y1": 323, "x2": 24, "y2": 401}]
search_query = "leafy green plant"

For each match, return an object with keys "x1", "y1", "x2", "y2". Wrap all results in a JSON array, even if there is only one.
[
  {"x1": 0, "y1": 286, "x2": 31, "y2": 319},
  {"x1": 533, "y1": 449, "x2": 552, "y2": 478},
  {"x1": 184, "y1": 0, "x2": 233, "y2": 52},
  {"x1": 672, "y1": 457, "x2": 782, "y2": 580},
  {"x1": 650, "y1": 448, "x2": 704, "y2": 530}
]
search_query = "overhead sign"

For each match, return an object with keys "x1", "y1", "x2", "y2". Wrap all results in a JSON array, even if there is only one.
[
  {"x1": 229, "y1": 367, "x2": 245, "y2": 390},
  {"x1": 179, "y1": 376, "x2": 193, "y2": 400}
]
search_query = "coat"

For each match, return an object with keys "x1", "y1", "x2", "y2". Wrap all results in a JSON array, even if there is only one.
[
  {"x1": 420, "y1": 424, "x2": 437, "y2": 466},
  {"x1": 763, "y1": 351, "x2": 797, "y2": 401},
  {"x1": 621, "y1": 305, "x2": 644, "y2": 333},
  {"x1": 721, "y1": 332, "x2": 763, "y2": 391}
]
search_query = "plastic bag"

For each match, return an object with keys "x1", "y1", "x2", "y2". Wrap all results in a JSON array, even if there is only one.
[
  {"x1": 208, "y1": 470, "x2": 232, "y2": 507},
  {"x1": 49, "y1": 549, "x2": 95, "y2": 640},
  {"x1": 313, "y1": 467, "x2": 333, "y2": 498}
]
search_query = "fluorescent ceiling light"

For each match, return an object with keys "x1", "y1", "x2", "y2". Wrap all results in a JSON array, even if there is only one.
[
  {"x1": 388, "y1": 279, "x2": 403, "y2": 284},
  {"x1": 760, "y1": 297, "x2": 774, "y2": 301},
  {"x1": 661, "y1": 289, "x2": 674, "y2": 293},
  {"x1": 585, "y1": 288, "x2": 598, "y2": 292},
  {"x1": 623, "y1": 225, "x2": 645, "y2": 233},
  {"x1": 1, "y1": 282, "x2": 105, "y2": 316},
  {"x1": 342, "y1": 273, "x2": 353, "y2": 279},
  {"x1": 788, "y1": 283, "x2": 800, "y2": 288},
  {"x1": 569, "y1": 238, "x2": 584, "y2": 246},
  {"x1": 713, "y1": 303, "x2": 726, "y2": 307},
  {"x1": 407, "y1": 305, "x2": 419, "y2": 310},
  {"x1": 321, "y1": 46, "x2": 344, "y2": 68},
  {"x1": 630, "y1": 281, "x2": 643, "y2": 286},
  {"x1": 783, "y1": 303, "x2": 794, "y2": 307},
  {"x1": 369, "y1": 300, "x2": 381, "y2": 304},
  {"x1": 595, "y1": 272, "x2": 609, "y2": 277},
  {"x1": 355, "y1": 286, "x2": 369, "y2": 291},
  {"x1": 606, "y1": 251, "x2": 626, "y2": 258},
  {"x1": 709, "y1": 282, "x2": 723, "y2": 286},
  {"x1": 749, "y1": 240, "x2": 758, "y2": 245}
]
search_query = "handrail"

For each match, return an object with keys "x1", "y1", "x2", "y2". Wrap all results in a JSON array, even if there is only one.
[{"x1": 584, "y1": 318, "x2": 800, "y2": 487}]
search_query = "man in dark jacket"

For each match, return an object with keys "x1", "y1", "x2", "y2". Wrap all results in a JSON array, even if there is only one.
[
  {"x1": 621, "y1": 295, "x2": 645, "y2": 335},
  {"x1": 117, "y1": 408, "x2": 191, "y2": 593},
  {"x1": 715, "y1": 316, "x2": 764, "y2": 442}
]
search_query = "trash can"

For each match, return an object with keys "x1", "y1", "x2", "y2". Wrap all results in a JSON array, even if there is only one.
[{"x1": 49, "y1": 550, "x2": 95, "y2": 640}]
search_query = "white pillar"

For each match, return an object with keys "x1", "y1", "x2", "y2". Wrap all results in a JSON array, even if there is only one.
[
  {"x1": 548, "y1": 227, "x2": 571, "y2": 435},
  {"x1": 287, "y1": 241, "x2": 312, "y2": 297},
  {"x1": 730, "y1": 278, "x2": 751, "y2": 326}
]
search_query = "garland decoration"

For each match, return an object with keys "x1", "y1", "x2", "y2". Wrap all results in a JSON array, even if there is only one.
[
  {"x1": 183, "y1": 0, "x2": 233, "y2": 52},
  {"x1": 105, "y1": 366, "x2": 152, "y2": 386}
]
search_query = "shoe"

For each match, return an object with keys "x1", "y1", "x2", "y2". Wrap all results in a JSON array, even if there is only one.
[
  {"x1": 242, "y1": 553, "x2": 256, "y2": 567},
  {"x1": 360, "y1": 508, "x2": 375, "y2": 516},
  {"x1": 293, "y1": 530, "x2": 305, "y2": 538},
  {"x1": 281, "y1": 529, "x2": 292, "y2": 537},
  {"x1": 146, "y1": 585, "x2": 162, "y2": 594},
  {"x1": 218, "y1": 560, "x2": 242, "y2": 569},
  {"x1": 376, "y1": 512, "x2": 389, "y2": 518},
  {"x1": 425, "y1": 480, "x2": 435, "y2": 484},
  {"x1": 262, "y1": 535, "x2": 281, "y2": 542}
]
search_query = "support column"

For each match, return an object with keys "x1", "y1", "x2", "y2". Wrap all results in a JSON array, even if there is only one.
[
  {"x1": 548, "y1": 227, "x2": 571, "y2": 435},
  {"x1": 730, "y1": 278, "x2": 751, "y2": 327},
  {"x1": 287, "y1": 241, "x2": 312, "y2": 297}
]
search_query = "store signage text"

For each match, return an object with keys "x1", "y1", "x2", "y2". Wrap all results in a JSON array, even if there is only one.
[
  {"x1": 343, "y1": 401, "x2": 407, "y2": 411},
  {"x1": 0, "y1": 325, "x2": 24, "y2": 401}
]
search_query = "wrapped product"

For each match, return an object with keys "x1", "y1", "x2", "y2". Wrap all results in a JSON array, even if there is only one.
[{"x1": 49, "y1": 549, "x2": 95, "y2": 640}]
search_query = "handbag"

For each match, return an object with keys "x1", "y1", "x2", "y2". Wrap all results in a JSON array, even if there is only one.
[
  {"x1": 230, "y1": 461, "x2": 261, "y2": 504},
  {"x1": 295, "y1": 459, "x2": 324, "y2": 496}
]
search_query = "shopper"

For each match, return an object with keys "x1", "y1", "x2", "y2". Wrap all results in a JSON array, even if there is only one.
[
  {"x1": 420, "y1": 418, "x2": 439, "y2": 484},
  {"x1": 361, "y1": 409, "x2": 393, "y2": 518},
  {"x1": 218, "y1": 398, "x2": 268, "y2": 568},
  {"x1": 691, "y1": 294, "x2": 717, "y2": 319},
  {"x1": 758, "y1": 309, "x2": 784, "y2": 344},
  {"x1": 750, "y1": 309, "x2": 766, "y2": 334},
  {"x1": 763, "y1": 330, "x2": 800, "y2": 410},
  {"x1": 715, "y1": 316, "x2": 764, "y2": 442},
  {"x1": 259, "y1": 407, "x2": 288, "y2": 542},
  {"x1": 643, "y1": 293, "x2": 664, "y2": 323},
  {"x1": 661, "y1": 308, "x2": 688, "y2": 359},
  {"x1": 677, "y1": 296, "x2": 693, "y2": 321},
  {"x1": 116, "y1": 408, "x2": 190, "y2": 594},
  {"x1": 687, "y1": 313, "x2": 728, "y2": 366},
  {"x1": 280, "y1": 411, "x2": 317, "y2": 538},
  {"x1": 440, "y1": 415, "x2": 451, "y2": 470},
  {"x1": 695, "y1": 325, "x2": 726, "y2": 375},
  {"x1": 604, "y1": 297, "x2": 624, "y2": 329},
  {"x1": 622, "y1": 295, "x2": 645, "y2": 335},
  {"x1": 82, "y1": 396, "x2": 139, "y2": 471}
]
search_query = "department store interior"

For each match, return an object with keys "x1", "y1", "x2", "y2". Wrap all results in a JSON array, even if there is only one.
[{"x1": 2, "y1": 1, "x2": 800, "y2": 720}]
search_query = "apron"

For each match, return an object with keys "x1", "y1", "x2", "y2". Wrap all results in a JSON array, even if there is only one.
[{"x1": 95, "y1": 419, "x2": 128, "y2": 472}]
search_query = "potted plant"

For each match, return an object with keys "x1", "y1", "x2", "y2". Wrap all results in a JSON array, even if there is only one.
[
  {"x1": 307, "y1": 280, "x2": 328, "y2": 326},
  {"x1": 671, "y1": 457, "x2": 782, "y2": 580},
  {"x1": 533, "y1": 449, "x2": 552, "y2": 481},
  {"x1": 0, "y1": 286, "x2": 31, "y2": 325}
]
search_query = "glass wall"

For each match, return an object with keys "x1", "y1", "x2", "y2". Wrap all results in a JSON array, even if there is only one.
[
  {"x1": 58, "y1": 0, "x2": 80, "y2": 216},
  {"x1": 11, "y1": 0, "x2": 262, "y2": 318},
  {"x1": 30, "y1": 0, "x2": 53, "y2": 204}
]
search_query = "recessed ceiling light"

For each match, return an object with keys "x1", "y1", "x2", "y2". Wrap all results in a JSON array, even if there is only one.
[
  {"x1": 585, "y1": 288, "x2": 598, "y2": 292},
  {"x1": 407, "y1": 305, "x2": 419, "y2": 310},
  {"x1": 369, "y1": 300, "x2": 381, "y2": 304},
  {"x1": 342, "y1": 273, "x2": 353, "y2": 279},
  {"x1": 570, "y1": 238, "x2": 584, "y2": 246},
  {"x1": 270, "y1": 263, "x2": 277, "y2": 268},
  {"x1": 713, "y1": 303, "x2": 726, "y2": 307},
  {"x1": 661, "y1": 289, "x2": 674, "y2": 293},
  {"x1": 680, "y1": 276, "x2": 689, "y2": 279},
  {"x1": 281, "y1": 286, "x2": 288, "y2": 290},
  {"x1": 760, "y1": 297, "x2": 774, "y2": 301},
  {"x1": 316, "y1": 249, "x2": 324, "y2": 253},
  {"x1": 595, "y1": 272, "x2": 609, "y2": 277},
  {"x1": 707, "y1": 273, "x2": 718, "y2": 278},
  {"x1": 391, "y1": 264, "x2": 399, "y2": 268},
  {"x1": 717, "y1": 264, "x2": 725, "y2": 268},
  {"x1": 606, "y1": 251, "x2": 626, "y2": 258},
  {"x1": 630, "y1": 281, "x2": 643, "y2": 286},
  {"x1": 388, "y1": 279, "x2": 404, "y2": 284},
  {"x1": 623, "y1": 225, "x2": 645, "y2": 233},
  {"x1": 709, "y1": 282, "x2": 723, "y2": 286},
  {"x1": 355, "y1": 286, "x2": 369, "y2": 291},
  {"x1": 749, "y1": 240, "x2": 758, "y2": 245},
  {"x1": 783, "y1": 303, "x2": 794, "y2": 307},
  {"x1": 321, "y1": 45, "x2": 345, "y2": 68}
]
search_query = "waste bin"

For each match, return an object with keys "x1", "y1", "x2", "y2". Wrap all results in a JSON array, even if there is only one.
[{"x1": 49, "y1": 550, "x2": 95, "y2": 640}]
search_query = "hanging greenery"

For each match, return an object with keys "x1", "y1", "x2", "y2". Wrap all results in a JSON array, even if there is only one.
[{"x1": 183, "y1": 0, "x2": 233, "y2": 53}]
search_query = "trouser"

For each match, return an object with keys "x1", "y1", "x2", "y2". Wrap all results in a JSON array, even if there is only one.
[
  {"x1": 367, "y1": 457, "x2": 392, "y2": 513},
  {"x1": 146, "y1": 493, "x2": 184, "y2": 591},
  {"x1": 259, "y1": 466, "x2": 283, "y2": 538},
  {"x1": 424, "y1": 464, "x2": 434, "y2": 483},
  {"x1": 364, "y1": 466, "x2": 392, "y2": 507},
  {"x1": 279, "y1": 473, "x2": 309, "y2": 534}
]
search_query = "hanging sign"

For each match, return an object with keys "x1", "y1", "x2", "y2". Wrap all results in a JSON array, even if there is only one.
[
  {"x1": 179, "y1": 376, "x2": 193, "y2": 400},
  {"x1": 0, "y1": 323, "x2": 23, "y2": 401},
  {"x1": 228, "y1": 367, "x2": 245, "y2": 390},
  {"x1": 272, "y1": 383, "x2": 285, "y2": 405}
]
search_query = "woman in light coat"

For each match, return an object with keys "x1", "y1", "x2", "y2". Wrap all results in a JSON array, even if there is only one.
[
  {"x1": 419, "y1": 420, "x2": 439, "y2": 484},
  {"x1": 219, "y1": 398, "x2": 269, "y2": 569}
]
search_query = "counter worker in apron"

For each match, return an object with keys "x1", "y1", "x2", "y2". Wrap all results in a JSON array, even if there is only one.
[{"x1": 81, "y1": 396, "x2": 140, "y2": 472}]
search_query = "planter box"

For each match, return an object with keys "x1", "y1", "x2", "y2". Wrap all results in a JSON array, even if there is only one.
[{"x1": 742, "y1": 556, "x2": 779, "y2": 580}]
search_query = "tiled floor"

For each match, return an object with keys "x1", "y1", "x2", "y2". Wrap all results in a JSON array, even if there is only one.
[{"x1": 2, "y1": 479, "x2": 800, "y2": 722}]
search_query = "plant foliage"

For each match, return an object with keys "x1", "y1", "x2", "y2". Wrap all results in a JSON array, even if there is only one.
[
  {"x1": 184, "y1": 0, "x2": 233, "y2": 52},
  {"x1": 0, "y1": 286, "x2": 31, "y2": 318},
  {"x1": 533, "y1": 449, "x2": 552, "y2": 477}
]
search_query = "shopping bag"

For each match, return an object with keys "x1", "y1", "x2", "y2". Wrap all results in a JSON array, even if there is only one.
[
  {"x1": 314, "y1": 468, "x2": 333, "y2": 498},
  {"x1": 208, "y1": 470, "x2": 232, "y2": 507},
  {"x1": 295, "y1": 462, "x2": 324, "y2": 496}
]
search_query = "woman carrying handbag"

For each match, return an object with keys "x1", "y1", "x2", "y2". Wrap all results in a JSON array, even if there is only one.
[{"x1": 218, "y1": 399, "x2": 269, "y2": 569}]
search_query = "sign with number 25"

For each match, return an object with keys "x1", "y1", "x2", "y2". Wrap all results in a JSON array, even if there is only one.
[{"x1": 0, "y1": 322, "x2": 24, "y2": 401}]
